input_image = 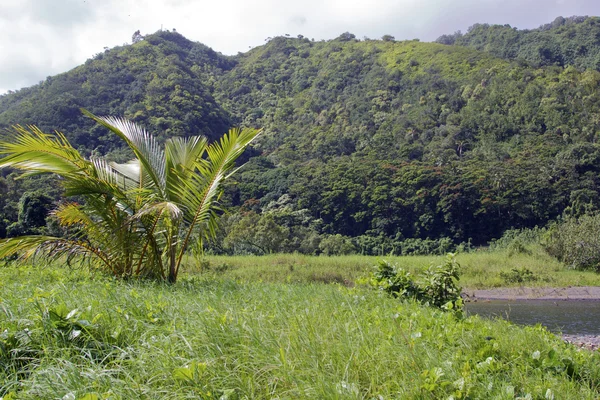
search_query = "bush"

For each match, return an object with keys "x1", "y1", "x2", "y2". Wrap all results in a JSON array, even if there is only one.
[
  {"x1": 372, "y1": 259, "x2": 420, "y2": 299},
  {"x1": 489, "y1": 227, "x2": 545, "y2": 251},
  {"x1": 543, "y1": 214, "x2": 600, "y2": 270},
  {"x1": 319, "y1": 234, "x2": 356, "y2": 255},
  {"x1": 507, "y1": 239, "x2": 532, "y2": 257},
  {"x1": 366, "y1": 254, "x2": 462, "y2": 313},
  {"x1": 499, "y1": 267, "x2": 539, "y2": 284}
]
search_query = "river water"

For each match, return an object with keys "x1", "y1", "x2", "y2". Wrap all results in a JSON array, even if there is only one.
[{"x1": 464, "y1": 300, "x2": 600, "y2": 335}]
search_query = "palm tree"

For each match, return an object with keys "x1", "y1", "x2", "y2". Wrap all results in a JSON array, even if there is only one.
[{"x1": 0, "y1": 110, "x2": 261, "y2": 282}]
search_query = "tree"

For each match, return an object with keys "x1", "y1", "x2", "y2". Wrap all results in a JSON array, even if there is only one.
[
  {"x1": 132, "y1": 30, "x2": 144, "y2": 44},
  {"x1": 6, "y1": 191, "x2": 53, "y2": 237},
  {"x1": 336, "y1": 32, "x2": 356, "y2": 42},
  {"x1": 223, "y1": 212, "x2": 288, "y2": 254},
  {"x1": 0, "y1": 110, "x2": 261, "y2": 282}
]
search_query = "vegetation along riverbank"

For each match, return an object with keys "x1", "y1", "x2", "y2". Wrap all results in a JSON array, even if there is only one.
[{"x1": 2, "y1": 264, "x2": 600, "y2": 399}]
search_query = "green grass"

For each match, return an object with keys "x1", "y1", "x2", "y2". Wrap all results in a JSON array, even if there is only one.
[
  {"x1": 198, "y1": 246, "x2": 600, "y2": 289},
  {"x1": 2, "y1": 264, "x2": 600, "y2": 399}
]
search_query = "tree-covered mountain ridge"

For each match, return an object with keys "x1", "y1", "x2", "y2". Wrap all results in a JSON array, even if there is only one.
[
  {"x1": 2, "y1": 17, "x2": 600, "y2": 254},
  {"x1": 438, "y1": 15, "x2": 600, "y2": 70}
]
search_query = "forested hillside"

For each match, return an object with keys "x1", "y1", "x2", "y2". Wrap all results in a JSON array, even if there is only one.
[
  {"x1": 2, "y1": 21, "x2": 600, "y2": 254},
  {"x1": 438, "y1": 16, "x2": 600, "y2": 70}
]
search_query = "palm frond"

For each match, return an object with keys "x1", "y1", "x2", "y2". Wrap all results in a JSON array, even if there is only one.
[
  {"x1": 173, "y1": 128, "x2": 261, "y2": 225},
  {"x1": 171, "y1": 127, "x2": 262, "y2": 272},
  {"x1": 134, "y1": 201, "x2": 183, "y2": 221},
  {"x1": 165, "y1": 136, "x2": 208, "y2": 203},
  {"x1": 106, "y1": 159, "x2": 142, "y2": 190},
  {"x1": 0, "y1": 234, "x2": 126, "y2": 274},
  {"x1": 54, "y1": 202, "x2": 95, "y2": 227},
  {"x1": 81, "y1": 109, "x2": 166, "y2": 194},
  {"x1": 0, "y1": 125, "x2": 86, "y2": 175},
  {"x1": 0, "y1": 236, "x2": 60, "y2": 259},
  {"x1": 165, "y1": 136, "x2": 207, "y2": 171},
  {"x1": 61, "y1": 169, "x2": 130, "y2": 205}
]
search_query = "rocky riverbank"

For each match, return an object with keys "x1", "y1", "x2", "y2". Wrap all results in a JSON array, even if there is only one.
[
  {"x1": 462, "y1": 286, "x2": 600, "y2": 301},
  {"x1": 562, "y1": 335, "x2": 600, "y2": 351}
]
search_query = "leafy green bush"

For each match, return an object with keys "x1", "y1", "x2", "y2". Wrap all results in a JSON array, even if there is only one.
[
  {"x1": 319, "y1": 234, "x2": 356, "y2": 256},
  {"x1": 371, "y1": 259, "x2": 420, "y2": 299},
  {"x1": 489, "y1": 227, "x2": 545, "y2": 251},
  {"x1": 506, "y1": 240, "x2": 532, "y2": 257},
  {"x1": 499, "y1": 267, "x2": 539, "y2": 284},
  {"x1": 366, "y1": 254, "x2": 462, "y2": 313},
  {"x1": 543, "y1": 214, "x2": 600, "y2": 270}
]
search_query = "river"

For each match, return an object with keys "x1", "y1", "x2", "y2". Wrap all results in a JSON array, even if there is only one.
[{"x1": 464, "y1": 300, "x2": 600, "y2": 335}]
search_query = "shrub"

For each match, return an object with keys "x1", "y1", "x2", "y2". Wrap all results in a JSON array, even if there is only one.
[
  {"x1": 367, "y1": 254, "x2": 463, "y2": 313},
  {"x1": 507, "y1": 239, "x2": 532, "y2": 257},
  {"x1": 419, "y1": 255, "x2": 462, "y2": 310},
  {"x1": 499, "y1": 267, "x2": 539, "y2": 284},
  {"x1": 488, "y1": 227, "x2": 545, "y2": 251},
  {"x1": 543, "y1": 214, "x2": 600, "y2": 270},
  {"x1": 372, "y1": 259, "x2": 420, "y2": 299},
  {"x1": 319, "y1": 234, "x2": 356, "y2": 255}
]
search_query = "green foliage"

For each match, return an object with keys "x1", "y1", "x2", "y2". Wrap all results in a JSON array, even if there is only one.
[
  {"x1": 0, "y1": 112, "x2": 260, "y2": 282},
  {"x1": 5, "y1": 191, "x2": 53, "y2": 237},
  {"x1": 3, "y1": 24, "x2": 600, "y2": 248},
  {"x1": 506, "y1": 240, "x2": 532, "y2": 257},
  {"x1": 318, "y1": 234, "x2": 356, "y2": 256},
  {"x1": 499, "y1": 267, "x2": 539, "y2": 284},
  {"x1": 2, "y1": 265, "x2": 600, "y2": 398},
  {"x1": 0, "y1": 299, "x2": 127, "y2": 396},
  {"x1": 367, "y1": 254, "x2": 463, "y2": 312},
  {"x1": 544, "y1": 214, "x2": 600, "y2": 271},
  {"x1": 353, "y1": 235, "x2": 456, "y2": 256},
  {"x1": 446, "y1": 16, "x2": 600, "y2": 71},
  {"x1": 372, "y1": 259, "x2": 420, "y2": 298},
  {"x1": 223, "y1": 212, "x2": 290, "y2": 254},
  {"x1": 489, "y1": 227, "x2": 546, "y2": 251}
]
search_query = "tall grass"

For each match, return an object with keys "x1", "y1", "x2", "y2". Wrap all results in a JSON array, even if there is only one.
[
  {"x1": 199, "y1": 248, "x2": 600, "y2": 288},
  {"x1": 2, "y1": 265, "x2": 600, "y2": 398}
]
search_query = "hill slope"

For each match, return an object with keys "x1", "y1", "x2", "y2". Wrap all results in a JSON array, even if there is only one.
[
  {"x1": 438, "y1": 16, "x2": 600, "y2": 70},
  {"x1": 2, "y1": 26, "x2": 600, "y2": 252}
]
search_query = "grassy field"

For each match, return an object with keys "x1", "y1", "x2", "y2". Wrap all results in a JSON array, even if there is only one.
[
  {"x1": 198, "y1": 247, "x2": 600, "y2": 289},
  {"x1": 2, "y1": 263, "x2": 600, "y2": 399}
]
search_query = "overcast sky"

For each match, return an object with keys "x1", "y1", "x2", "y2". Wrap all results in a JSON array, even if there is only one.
[{"x1": 2, "y1": 0, "x2": 600, "y2": 94}]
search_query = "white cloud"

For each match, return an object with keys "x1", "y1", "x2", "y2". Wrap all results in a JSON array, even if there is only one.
[{"x1": 1, "y1": 0, "x2": 600, "y2": 94}]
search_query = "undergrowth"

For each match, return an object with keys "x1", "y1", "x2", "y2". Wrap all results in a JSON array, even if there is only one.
[
  {"x1": 363, "y1": 254, "x2": 463, "y2": 314},
  {"x1": 201, "y1": 250, "x2": 600, "y2": 289},
  {"x1": 1, "y1": 265, "x2": 600, "y2": 398}
]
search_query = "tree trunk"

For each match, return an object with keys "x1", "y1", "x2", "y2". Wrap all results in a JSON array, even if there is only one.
[{"x1": 167, "y1": 239, "x2": 177, "y2": 283}]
